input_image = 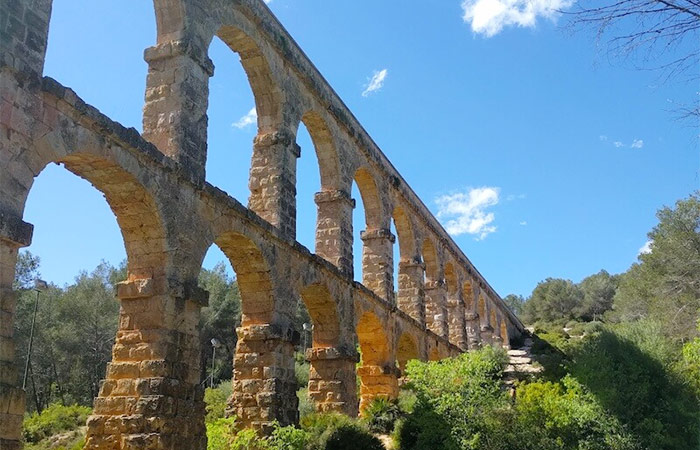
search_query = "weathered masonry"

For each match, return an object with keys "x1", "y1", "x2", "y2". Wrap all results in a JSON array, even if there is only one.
[{"x1": 0, "y1": 0, "x2": 525, "y2": 448}]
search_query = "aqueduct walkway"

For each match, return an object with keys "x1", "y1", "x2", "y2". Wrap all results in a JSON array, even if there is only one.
[{"x1": 0, "y1": 1, "x2": 525, "y2": 448}]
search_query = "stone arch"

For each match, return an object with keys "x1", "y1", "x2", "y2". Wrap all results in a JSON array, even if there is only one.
[
  {"x1": 445, "y1": 262, "x2": 466, "y2": 349},
  {"x1": 490, "y1": 307, "x2": 498, "y2": 331},
  {"x1": 478, "y1": 294, "x2": 487, "y2": 326},
  {"x1": 215, "y1": 25, "x2": 283, "y2": 132},
  {"x1": 299, "y1": 282, "x2": 356, "y2": 416},
  {"x1": 300, "y1": 111, "x2": 341, "y2": 190},
  {"x1": 428, "y1": 346, "x2": 441, "y2": 361},
  {"x1": 444, "y1": 262, "x2": 458, "y2": 296},
  {"x1": 396, "y1": 332, "x2": 419, "y2": 375},
  {"x1": 463, "y1": 281, "x2": 474, "y2": 312},
  {"x1": 356, "y1": 310, "x2": 396, "y2": 411},
  {"x1": 299, "y1": 283, "x2": 341, "y2": 348},
  {"x1": 392, "y1": 205, "x2": 415, "y2": 262},
  {"x1": 500, "y1": 314, "x2": 509, "y2": 346},
  {"x1": 2, "y1": 131, "x2": 175, "y2": 447},
  {"x1": 354, "y1": 167, "x2": 384, "y2": 230},
  {"x1": 212, "y1": 232, "x2": 275, "y2": 326},
  {"x1": 18, "y1": 132, "x2": 169, "y2": 281},
  {"x1": 421, "y1": 238, "x2": 439, "y2": 281}
]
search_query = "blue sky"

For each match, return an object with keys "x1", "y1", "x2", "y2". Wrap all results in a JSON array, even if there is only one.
[{"x1": 25, "y1": 0, "x2": 698, "y2": 298}]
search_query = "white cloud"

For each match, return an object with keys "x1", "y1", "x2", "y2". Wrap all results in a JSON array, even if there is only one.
[
  {"x1": 461, "y1": 0, "x2": 572, "y2": 37},
  {"x1": 519, "y1": 221, "x2": 528, "y2": 226},
  {"x1": 599, "y1": 135, "x2": 608, "y2": 142},
  {"x1": 264, "y1": 0, "x2": 272, "y2": 3},
  {"x1": 638, "y1": 240, "x2": 653, "y2": 256},
  {"x1": 362, "y1": 69, "x2": 388, "y2": 97},
  {"x1": 435, "y1": 187, "x2": 500, "y2": 240},
  {"x1": 232, "y1": 107, "x2": 257, "y2": 129},
  {"x1": 613, "y1": 141, "x2": 624, "y2": 148},
  {"x1": 630, "y1": 139, "x2": 644, "y2": 149}
]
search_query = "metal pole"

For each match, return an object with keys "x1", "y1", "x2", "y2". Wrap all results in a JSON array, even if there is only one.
[
  {"x1": 210, "y1": 346, "x2": 216, "y2": 389},
  {"x1": 22, "y1": 289, "x2": 40, "y2": 390}
]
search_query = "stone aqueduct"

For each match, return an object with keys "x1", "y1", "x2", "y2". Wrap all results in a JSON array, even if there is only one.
[{"x1": 0, "y1": 0, "x2": 525, "y2": 448}]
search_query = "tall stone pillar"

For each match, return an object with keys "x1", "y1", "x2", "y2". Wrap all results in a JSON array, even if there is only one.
[
  {"x1": 480, "y1": 324, "x2": 494, "y2": 346},
  {"x1": 425, "y1": 280, "x2": 448, "y2": 338},
  {"x1": 314, "y1": 190, "x2": 354, "y2": 276},
  {"x1": 447, "y1": 295, "x2": 467, "y2": 350},
  {"x1": 360, "y1": 228, "x2": 395, "y2": 304},
  {"x1": 84, "y1": 279, "x2": 208, "y2": 450},
  {"x1": 464, "y1": 283, "x2": 481, "y2": 349},
  {"x1": 248, "y1": 130, "x2": 300, "y2": 239},
  {"x1": 0, "y1": 213, "x2": 33, "y2": 450},
  {"x1": 228, "y1": 324, "x2": 298, "y2": 432},
  {"x1": 357, "y1": 364, "x2": 399, "y2": 413},
  {"x1": 465, "y1": 312, "x2": 481, "y2": 349},
  {"x1": 397, "y1": 259, "x2": 425, "y2": 326},
  {"x1": 143, "y1": 40, "x2": 213, "y2": 182},
  {"x1": 306, "y1": 347, "x2": 358, "y2": 416}
]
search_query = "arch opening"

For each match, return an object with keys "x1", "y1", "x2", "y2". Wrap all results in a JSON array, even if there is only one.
[
  {"x1": 356, "y1": 310, "x2": 396, "y2": 411},
  {"x1": 396, "y1": 333, "x2": 419, "y2": 376},
  {"x1": 5, "y1": 147, "x2": 167, "y2": 430}
]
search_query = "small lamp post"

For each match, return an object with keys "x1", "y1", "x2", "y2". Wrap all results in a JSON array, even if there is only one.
[
  {"x1": 302, "y1": 322, "x2": 314, "y2": 351},
  {"x1": 23, "y1": 279, "x2": 48, "y2": 391},
  {"x1": 210, "y1": 338, "x2": 222, "y2": 388}
]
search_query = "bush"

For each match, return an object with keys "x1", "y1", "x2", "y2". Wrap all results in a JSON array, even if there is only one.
[
  {"x1": 361, "y1": 397, "x2": 401, "y2": 433},
  {"x1": 297, "y1": 387, "x2": 315, "y2": 420},
  {"x1": 207, "y1": 417, "x2": 237, "y2": 450},
  {"x1": 205, "y1": 381, "x2": 233, "y2": 424},
  {"x1": 324, "y1": 424, "x2": 384, "y2": 450},
  {"x1": 514, "y1": 376, "x2": 637, "y2": 449},
  {"x1": 565, "y1": 324, "x2": 700, "y2": 449},
  {"x1": 396, "y1": 346, "x2": 509, "y2": 450},
  {"x1": 294, "y1": 352, "x2": 310, "y2": 388},
  {"x1": 22, "y1": 403, "x2": 92, "y2": 444}
]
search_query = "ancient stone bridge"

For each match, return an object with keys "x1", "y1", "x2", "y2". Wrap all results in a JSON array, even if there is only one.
[{"x1": 0, "y1": 0, "x2": 525, "y2": 448}]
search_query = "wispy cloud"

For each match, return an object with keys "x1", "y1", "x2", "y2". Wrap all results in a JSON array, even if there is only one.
[
  {"x1": 601, "y1": 135, "x2": 645, "y2": 149},
  {"x1": 362, "y1": 69, "x2": 388, "y2": 97},
  {"x1": 232, "y1": 107, "x2": 257, "y2": 129},
  {"x1": 519, "y1": 221, "x2": 528, "y2": 226},
  {"x1": 461, "y1": 0, "x2": 572, "y2": 37},
  {"x1": 638, "y1": 240, "x2": 652, "y2": 256},
  {"x1": 435, "y1": 187, "x2": 500, "y2": 240}
]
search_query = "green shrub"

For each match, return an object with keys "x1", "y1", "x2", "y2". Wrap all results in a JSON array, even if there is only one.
[
  {"x1": 296, "y1": 387, "x2": 315, "y2": 420},
  {"x1": 294, "y1": 352, "x2": 310, "y2": 388},
  {"x1": 22, "y1": 403, "x2": 92, "y2": 444},
  {"x1": 361, "y1": 397, "x2": 401, "y2": 434},
  {"x1": 206, "y1": 417, "x2": 237, "y2": 450},
  {"x1": 565, "y1": 324, "x2": 700, "y2": 449},
  {"x1": 205, "y1": 381, "x2": 233, "y2": 424},
  {"x1": 323, "y1": 424, "x2": 384, "y2": 450},
  {"x1": 397, "y1": 389, "x2": 417, "y2": 414},
  {"x1": 514, "y1": 376, "x2": 637, "y2": 450}
]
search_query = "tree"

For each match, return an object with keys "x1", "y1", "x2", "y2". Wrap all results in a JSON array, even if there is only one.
[
  {"x1": 522, "y1": 278, "x2": 584, "y2": 325},
  {"x1": 571, "y1": 1, "x2": 700, "y2": 86},
  {"x1": 198, "y1": 262, "x2": 242, "y2": 385},
  {"x1": 613, "y1": 192, "x2": 700, "y2": 342},
  {"x1": 576, "y1": 270, "x2": 618, "y2": 321},
  {"x1": 502, "y1": 294, "x2": 525, "y2": 316},
  {"x1": 13, "y1": 250, "x2": 40, "y2": 290},
  {"x1": 13, "y1": 260, "x2": 123, "y2": 410}
]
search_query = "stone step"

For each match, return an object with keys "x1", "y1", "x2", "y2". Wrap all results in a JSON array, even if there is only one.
[
  {"x1": 507, "y1": 349, "x2": 528, "y2": 357},
  {"x1": 508, "y1": 356, "x2": 533, "y2": 365}
]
